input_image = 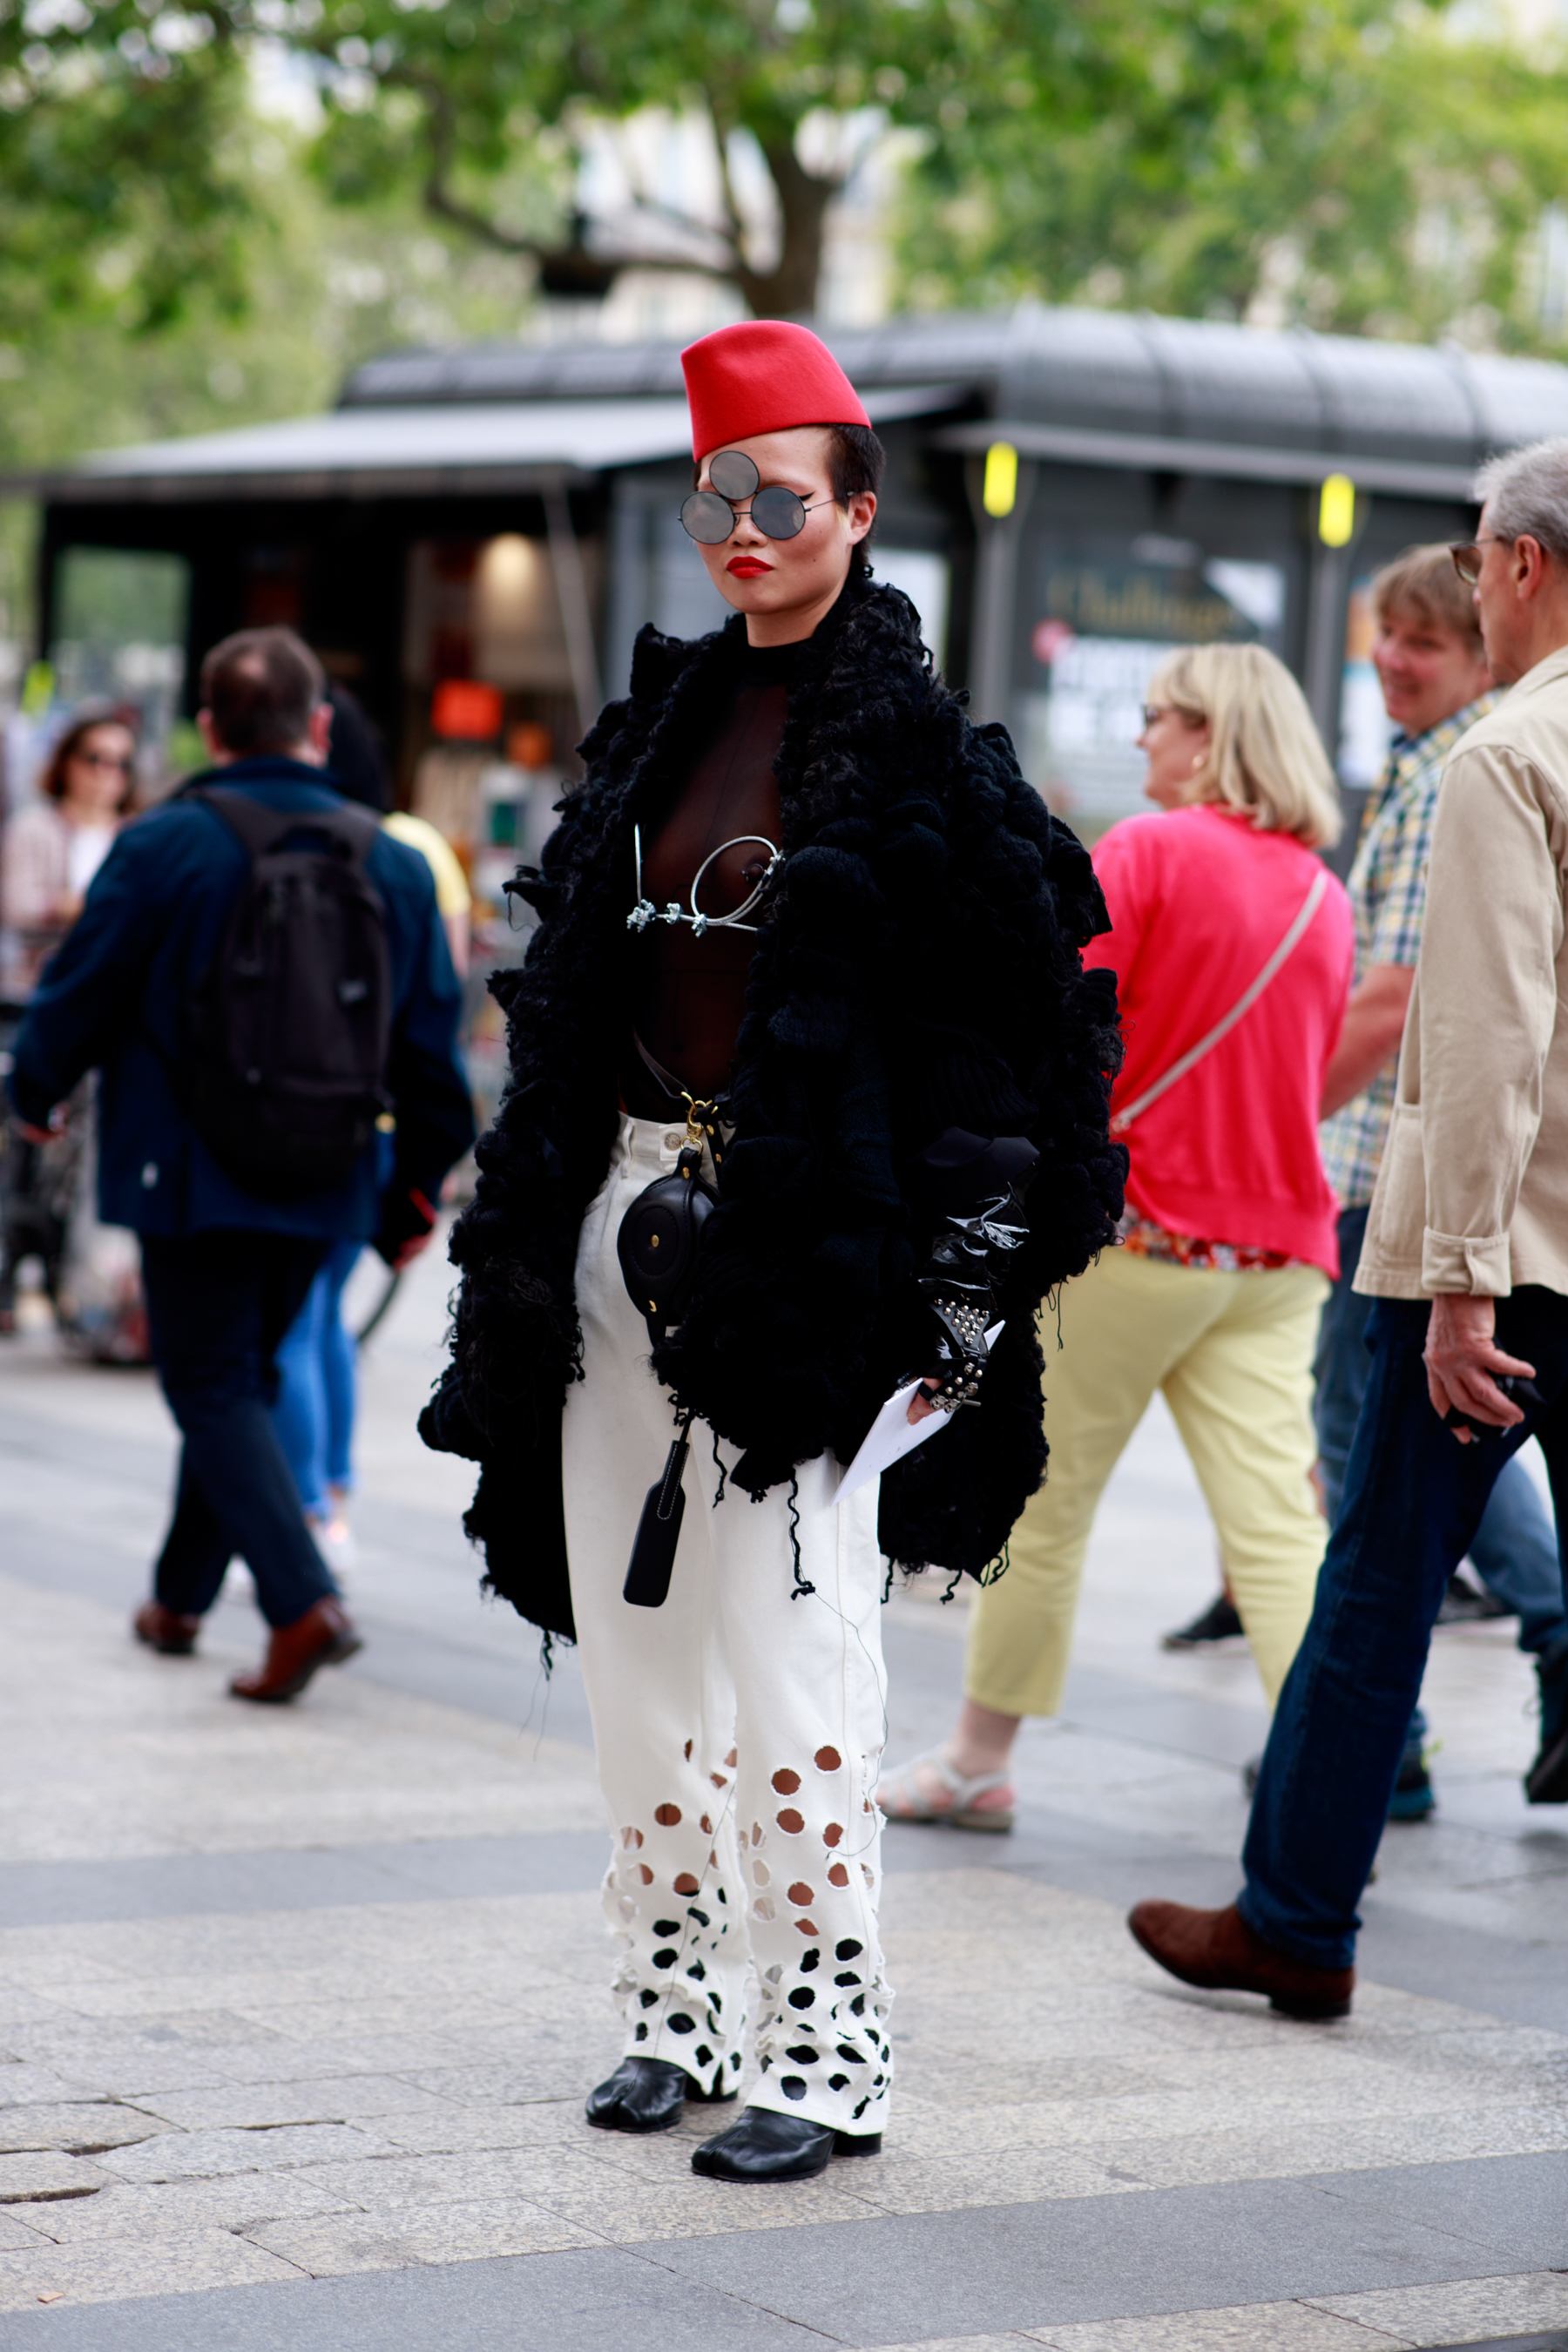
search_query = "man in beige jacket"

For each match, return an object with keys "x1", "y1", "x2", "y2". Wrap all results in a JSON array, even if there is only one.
[{"x1": 1124, "y1": 436, "x2": 1568, "y2": 2021}]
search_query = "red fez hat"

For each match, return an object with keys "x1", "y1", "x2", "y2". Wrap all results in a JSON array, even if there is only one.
[{"x1": 680, "y1": 320, "x2": 871, "y2": 461}]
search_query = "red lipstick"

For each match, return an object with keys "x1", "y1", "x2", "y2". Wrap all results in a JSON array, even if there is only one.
[{"x1": 727, "y1": 558, "x2": 772, "y2": 578}]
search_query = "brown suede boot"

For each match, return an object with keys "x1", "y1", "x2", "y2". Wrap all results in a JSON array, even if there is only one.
[
  {"x1": 1127, "y1": 1899, "x2": 1354, "y2": 2020},
  {"x1": 133, "y1": 1600, "x2": 201, "y2": 1657},
  {"x1": 229, "y1": 1598, "x2": 362, "y2": 1704}
]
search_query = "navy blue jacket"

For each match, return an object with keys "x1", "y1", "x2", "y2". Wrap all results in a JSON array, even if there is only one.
[{"x1": 8, "y1": 758, "x2": 476, "y2": 1240}]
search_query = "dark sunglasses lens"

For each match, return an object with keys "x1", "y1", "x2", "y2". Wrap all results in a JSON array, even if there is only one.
[
  {"x1": 681, "y1": 490, "x2": 736, "y2": 545},
  {"x1": 750, "y1": 486, "x2": 808, "y2": 542},
  {"x1": 707, "y1": 449, "x2": 759, "y2": 501}
]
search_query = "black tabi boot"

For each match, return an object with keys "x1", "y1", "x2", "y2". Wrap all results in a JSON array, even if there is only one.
[
  {"x1": 585, "y1": 2056, "x2": 735, "y2": 2134},
  {"x1": 691, "y1": 2105, "x2": 882, "y2": 2182},
  {"x1": 1525, "y1": 1635, "x2": 1568, "y2": 1805}
]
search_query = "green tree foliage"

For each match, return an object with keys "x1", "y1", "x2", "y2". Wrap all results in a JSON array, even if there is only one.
[
  {"x1": 0, "y1": 126, "x2": 527, "y2": 470},
  {"x1": 0, "y1": 115, "x2": 537, "y2": 645},
  {"x1": 292, "y1": 0, "x2": 1568, "y2": 344},
  {"x1": 5, "y1": 0, "x2": 1568, "y2": 504},
  {"x1": 0, "y1": 0, "x2": 549, "y2": 480},
  {"x1": 0, "y1": 2, "x2": 256, "y2": 343},
  {"x1": 895, "y1": 0, "x2": 1568, "y2": 353},
  {"x1": 295, "y1": 0, "x2": 1000, "y2": 315}
]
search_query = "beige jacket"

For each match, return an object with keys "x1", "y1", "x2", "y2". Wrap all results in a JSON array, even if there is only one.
[{"x1": 1358, "y1": 644, "x2": 1568, "y2": 1300}]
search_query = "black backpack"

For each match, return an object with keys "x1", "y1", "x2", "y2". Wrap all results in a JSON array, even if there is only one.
[{"x1": 184, "y1": 787, "x2": 393, "y2": 1200}]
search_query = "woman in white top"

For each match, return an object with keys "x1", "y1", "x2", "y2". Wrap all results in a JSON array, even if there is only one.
[{"x1": 3, "y1": 709, "x2": 137, "y2": 994}]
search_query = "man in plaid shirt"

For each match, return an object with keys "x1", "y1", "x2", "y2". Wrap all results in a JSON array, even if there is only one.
[{"x1": 1316, "y1": 543, "x2": 1568, "y2": 1813}]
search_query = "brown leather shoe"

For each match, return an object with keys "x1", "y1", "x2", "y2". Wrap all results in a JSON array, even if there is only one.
[
  {"x1": 229, "y1": 1598, "x2": 362, "y2": 1704},
  {"x1": 133, "y1": 1600, "x2": 201, "y2": 1656},
  {"x1": 1127, "y1": 1899, "x2": 1354, "y2": 2020}
]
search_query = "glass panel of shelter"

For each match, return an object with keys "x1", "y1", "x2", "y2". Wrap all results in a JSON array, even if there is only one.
[
  {"x1": 1012, "y1": 470, "x2": 1308, "y2": 845},
  {"x1": 49, "y1": 547, "x2": 191, "y2": 787}
]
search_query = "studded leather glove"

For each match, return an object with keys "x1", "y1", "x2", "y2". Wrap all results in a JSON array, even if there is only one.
[{"x1": 909, "y1": 1131, "x2": 1038, "y2": 1411}]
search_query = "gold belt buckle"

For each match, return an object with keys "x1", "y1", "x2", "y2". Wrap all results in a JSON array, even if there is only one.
[{"x1": 680, "y1": 1093, "x2": 721, "y2": 1179}]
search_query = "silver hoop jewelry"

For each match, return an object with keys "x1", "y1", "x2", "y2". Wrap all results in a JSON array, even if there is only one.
[{"x1": 626, "y1": 824, "x2": 783, "y2": 936}]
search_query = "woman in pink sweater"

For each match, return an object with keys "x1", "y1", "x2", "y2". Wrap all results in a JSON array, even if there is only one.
[{"x1": 883, "y1": 643, "x2": 1353, "y2": 1830}]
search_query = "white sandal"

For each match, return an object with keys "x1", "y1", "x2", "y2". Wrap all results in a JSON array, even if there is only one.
[{"x1": 876, "y1": 1747, "x2": 1015, "y2": 1833}]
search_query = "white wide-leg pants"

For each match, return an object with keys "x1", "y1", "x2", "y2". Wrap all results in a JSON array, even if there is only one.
[{"x1": 562, "y1": 1114, "x2": 893, "y2": 2136}]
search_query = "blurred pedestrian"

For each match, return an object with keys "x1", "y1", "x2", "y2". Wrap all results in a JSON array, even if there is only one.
[
  {"x1": 1316, "y1": 544, "x2": 1565, "y2": 1809},
  {"x1": 321, "y1": 677, "x2": 472, "y2": 973},
  {"x1": 270, "y1": 1235, "x2": 362, "y2": 1570},
  {"x1": 267, "y1": 685, "x2": 475, "y2": 1565},
  {"x1": 0, "y1": 708, "x2": 136, "y2": 1331},
  {"x1": 1166, "y1": 547, "x2": 1568, "y2": 1821},
  {"x1": 7, "y1": 626, "x2": 474, "y2": 1702},
  {"x1": 1128, "y1": 436, "x2": 1568, "y2": 2023},
  {"x1": 882, "y1": 643, "x2": 1351, "y2": 1832},
  {"x1": 2, "y1": 706, "x2": 137, "y2": 987},
  {"x1": 384, "y1": 811, "x2": 471, "y2": 981}
]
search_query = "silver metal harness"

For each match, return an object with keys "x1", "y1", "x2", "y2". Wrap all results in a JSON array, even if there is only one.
[{"x1": 625, "y1": 823, "x2": 783, "y2": 938}]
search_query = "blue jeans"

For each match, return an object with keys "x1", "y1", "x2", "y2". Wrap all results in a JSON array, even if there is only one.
[
  {"x1": 143, "y1": 1232, "x2": 341, "y2": 1630},
  {"x1": 1315, "y1": 1206, "x2": 1567, "y2": 1655},
  {"x1": 271, "y1": 1239, "x2": 361, "y2": 1519},
  {"x1": 1243, "y1": 1287, "x2": 1568, "y2": 1969}
]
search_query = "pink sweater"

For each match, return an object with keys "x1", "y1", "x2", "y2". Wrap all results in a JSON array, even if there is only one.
[{"x1": 1084, "y1": 805, "x2": 1354, "y2": 1275}]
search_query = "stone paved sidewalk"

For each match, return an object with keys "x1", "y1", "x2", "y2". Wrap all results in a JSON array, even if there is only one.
[{"x1": 1, "y1": 1242, "x2": 1564, "y2": 2348}]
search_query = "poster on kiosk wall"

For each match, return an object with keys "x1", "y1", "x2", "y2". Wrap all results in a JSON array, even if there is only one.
[{"x1": 1020, "y1": 534, "x2": 1288, "y2": 838}]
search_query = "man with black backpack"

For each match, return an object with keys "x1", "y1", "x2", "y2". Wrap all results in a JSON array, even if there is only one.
[{"x1": 8, "y1": 627, "x2": 476, "y2": 1702}]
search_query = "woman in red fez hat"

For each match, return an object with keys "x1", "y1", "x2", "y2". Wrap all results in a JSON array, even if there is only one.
[{"x1": 422, "y1": 320, "x2": 1125, "y2": 2181}]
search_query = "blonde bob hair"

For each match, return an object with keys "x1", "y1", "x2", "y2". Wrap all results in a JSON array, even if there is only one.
[{"x1": 1146, "y1": 642, "x2": 1342, "y2": 850}]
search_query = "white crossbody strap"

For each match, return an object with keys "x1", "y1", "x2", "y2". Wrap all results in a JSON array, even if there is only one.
[{"x1": 1110, "y1": 868, "x2": 1329, "y2": 1138}]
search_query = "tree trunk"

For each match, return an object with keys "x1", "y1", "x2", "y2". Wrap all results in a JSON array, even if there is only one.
[
  {"x1": 736, "y1": 138, "x2": 839, "y2": 315},
  {"x1": 416, "y1": 81, "x2": 841, "y2": 320}
]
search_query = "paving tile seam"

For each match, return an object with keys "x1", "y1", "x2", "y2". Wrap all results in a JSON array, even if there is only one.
[
  {"x1": 45, "y1": 2124, "x2": 1568, "y2": 2207},
  {"x1": 207, "y1": 2187, "x2": 895, "y2": 2318},
  {"x1": 1288, "y1": 2297, "x2": 1426, "y2": 2345},
  {"x1": 1014, "y1": 2302, "x2": 1421, "y2": 2350},
  {"x1": 600, "y1": 2232, "x2": 875, "y2": 2344},
  {"x1": 49, "y1": 2146, "x2": 1564, "y2": 2262},
  {"x1": 1257, "y1": 2306, "x2": 1416, "y2": 2347},
  {"x1": 1301, "y1": 2168, "x2": 1568, "y2": 2260},
  {"x1": 6, "y1": 1834, "x2": 1568, "y2": 1958},
  {"x1": 0, "y1": 2203, "x2": 1558, "y2": 2331},
  {"x1": 1444, "y1": 1866, "x2": 1568, "y2": 1894},
  {"x1": 1017, "y1": 2323, "x2": 1413, "y2": 2352}
]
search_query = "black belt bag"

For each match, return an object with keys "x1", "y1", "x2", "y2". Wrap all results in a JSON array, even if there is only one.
[
  {"x1": 616, "y1": 1108, "x2": 721, "y2": 1608},
  {"x1": 615, "y1": 1139, "x2": 716, "y2": 1347}
]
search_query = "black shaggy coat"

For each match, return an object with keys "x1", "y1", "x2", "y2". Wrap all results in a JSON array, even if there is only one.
[{"x1": 419, "y1": 577, "x2": 1125, "y2": 1644}]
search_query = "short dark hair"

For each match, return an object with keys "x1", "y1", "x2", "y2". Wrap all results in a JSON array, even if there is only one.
[
  {"x1": 324, "y1": 682, "x2": 392, "y2": 813},
  {"x1": 821, "y1": 422, "x2": 886, "y2": 579},
  {"x1": 691, "y1": 423, "x2": 887, "y2": 578},
  {"x1": 199, "y1": 626, "x2": 325, "y2": 756}
]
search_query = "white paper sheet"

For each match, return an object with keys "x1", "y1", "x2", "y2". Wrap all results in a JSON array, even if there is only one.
[{"x1": 835, "y1": 1324, "x2": 1003, "y2": 1504}]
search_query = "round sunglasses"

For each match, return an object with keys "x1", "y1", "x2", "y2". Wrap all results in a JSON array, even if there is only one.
[{"x1": 679, "y1": 449, "x2": 840, "y2": 547}]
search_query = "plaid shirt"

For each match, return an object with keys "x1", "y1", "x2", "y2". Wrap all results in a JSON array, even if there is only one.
[{"x1": 1321, "y1": 693, "x2": 1501, "y2": 1209}]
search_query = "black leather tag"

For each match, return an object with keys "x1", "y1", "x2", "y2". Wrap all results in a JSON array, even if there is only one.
[{"x1": 624, "y1": 1425, "x2": 690, "y2": 1607}]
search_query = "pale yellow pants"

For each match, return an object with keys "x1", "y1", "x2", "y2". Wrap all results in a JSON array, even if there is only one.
[{"x1": 965, "y1": 1247, "x2": 1329, "y2": 1719}]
